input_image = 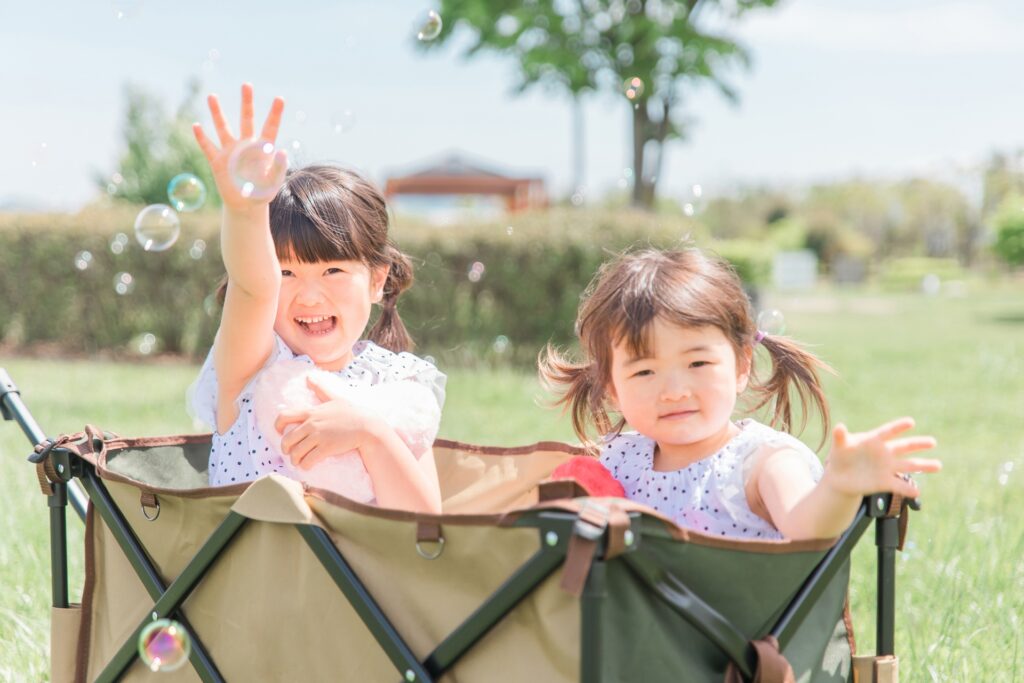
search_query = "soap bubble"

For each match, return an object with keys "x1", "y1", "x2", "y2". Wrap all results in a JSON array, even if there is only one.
[
  {"x1": 921, "y1": 274, "x2": 941, "y2": 296},
  {"x1": 110, "y1": 233, "x2": 129, "y2": 255},
  {"x1": 493, "y1": 335, "x2": 510, "y2": 354},
  {"x1": 506, "y1": 226, "x2": 514, "y2": 236},
  {"x1": 74, "y1": 251, "x2": 93, "y2": 271},
  {"x1": 756, "y1": 309, "x2": 786, "y2": 336},
  {"x1": 114, "y1": 272, "x2": 135, "y2": 296},
  {"x1": 332, "y1": 109, "x2": 356, "y2": 134},
  {"x1": 138, "y1": 618, "x2": 191, "y2": 672},
  {"x1": 189, "y1": 239, "x2": 207, "y2": 260},
  {"x1": 682, "y1": 203, "x2": 695, "y2": 217},
  {"x1": 227, "y1": 140, "x2": 288, "y2": 200},
  {"x1": 623, "y1": 77, "x2": 645, "y2": 100},
  {"x1": 467, "y1": 261, "x2": 485, "y2": 283},
  {"x1": 416, "y1": 10, "x2": 443, "y2": 41},
  {"x1": 167, "y1": 173, "x2": 206, "y2": 212},
  {"x1": 203, "y1": 294, "x2": 219, "y2": 318},
  {"x1": 131, "y1": 333, "x2": 159, "y2": 356},
  {"x1": 134, "y1": 204, "x2": 181, "y2": 252}
]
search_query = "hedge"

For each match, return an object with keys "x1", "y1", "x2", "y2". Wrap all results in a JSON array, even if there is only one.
[{"x1": 0, "y1": 206, "x2": 772, "y2": 366}]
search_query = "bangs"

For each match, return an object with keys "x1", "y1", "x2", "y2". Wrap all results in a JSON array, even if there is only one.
[{"x1": 270, "y1": 195, "x2": 369, "y2": 264}]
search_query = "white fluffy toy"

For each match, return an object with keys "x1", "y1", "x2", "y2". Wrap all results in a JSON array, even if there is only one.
[{"x1": 252, "y1": 359, "x2": 441, "y2": 503}]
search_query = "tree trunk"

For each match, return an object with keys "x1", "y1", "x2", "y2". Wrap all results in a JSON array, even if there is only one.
[
  {"x1": 571, "y1": 97, "x2": 585, "y2": 202},
  {"x1": 631, "y1": 103, "x2": 648, "y2": 208},
  {"x1": 631, "y1": 99, "x2": 673, "y2": 211}
]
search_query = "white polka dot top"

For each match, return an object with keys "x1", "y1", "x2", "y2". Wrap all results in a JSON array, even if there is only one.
[
  {"x1": 188, "y1": 335, "x2": 446, "y2": 486},
  {"x1": 599, "y1": 419, "x2": 823, "y2": 540}
]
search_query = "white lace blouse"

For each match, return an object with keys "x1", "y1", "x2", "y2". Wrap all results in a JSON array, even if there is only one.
[
  {"x1": 599, "y1": 419, "x2": 823, "y2": 540},
  {"x1": 188, "y1": 335, "x2": 446, "y2": 487}
]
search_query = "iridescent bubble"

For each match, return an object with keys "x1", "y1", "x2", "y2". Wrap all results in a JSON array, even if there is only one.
[
  {"x1": 623, "y1": 76, "x2": 645, "y2": 101},
  {"x1": 467, "y1": 261, "x2": 486, "y2": 283},
  {"x1": 189, "y1": 239, "x2": 207, "y2": 260},
  {"x1": 682, "y1": 203, "x2": 695, "y2": 217},
  {"x1": 110, "y1": 233, "x2": 129, "y2": 255},
  {"x1": 114, "y1": 272, "x2": 135, "y2": 296},
  {"x1": 756, "y1": 309, "x2": 786, "y2": 336},
  {"x1": 416, "y1": 9, "x2": 443, "y2": 41},
  {"x1": 167, "y1": 173, "x2": 206, "y2": 212},
  {"x1": 227, "y1": 140, "x2": 288, "y2": 200},
  {"x1": 74, "y1": 251, "x2": 93, "y2": 271},
  {"x1": 424, "y1": 355, "x2": 437, "y2": 365},
  {"x1": 506, "y1": 226, "x2": 514, "y2": 236},
  {"x1": 493, "y1": 335, "x2": 510, "y2": 354},
  {"x1": 131, "y1": 332, "x2": 158, "y2": 356},
  {"x1": 112, "y1": 0, "x2": 140, "y2": 20},
  {"x1": 332, "y1": 110, "x2": 355, "y2": 134},
  {"x1": 691, "y1": 184, "x2": 703, "y2": 199},
  {"x1": 134, "y1": 204, "x2": 181, "y2": 252},
  {"x1": 203, "y1": 294, "x2": 219, "y2": 318},
  {"x1": 138, "y1": 618, "x2": 191, "y2": 672}
]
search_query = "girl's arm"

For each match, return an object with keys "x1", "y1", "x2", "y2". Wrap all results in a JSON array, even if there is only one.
[
  {"x1": 749, "y1": 417, "x2": 940, "y2": 540},
  {"x1": 193, "y1": 84, "x2": 288, "y2": 433},
  {"x1": 275, "y1": 378, "x2": 443, "y2": 514}
]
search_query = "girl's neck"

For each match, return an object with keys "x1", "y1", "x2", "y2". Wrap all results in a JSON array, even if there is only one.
[{"x1": 651, "y1": 421, "x2": 740, "y2": 472}]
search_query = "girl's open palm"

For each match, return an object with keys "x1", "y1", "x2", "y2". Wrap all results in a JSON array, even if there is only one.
[
  {"x1": 192, "y1": 83, "x2": 288, "y2": 211},
  {"x1": 825, "y1": 417, "x2": 940, "y2": 499}
]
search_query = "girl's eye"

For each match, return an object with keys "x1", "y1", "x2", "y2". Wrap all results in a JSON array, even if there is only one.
[
  {"x1": 325, "y1": 267, "x2": 345, "y2": 275},
  {"x1": 631, "y1": 369, "x2": 654, "y2": 378},
  {"x1": 690, "y1": 360, "x2": 710, "y2": 368},
  {"x1": 281, "y1": 269, "x2": 294, "y2": 277}
]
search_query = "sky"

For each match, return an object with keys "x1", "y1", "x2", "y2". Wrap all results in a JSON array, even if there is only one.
[{"x1": 2, "y1": 0, "x2": 1023, "y2": 211}]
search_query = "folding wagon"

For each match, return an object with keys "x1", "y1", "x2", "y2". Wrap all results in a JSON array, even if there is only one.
[{"x1": 1, "y1": 368, "x2": 913, "y2": 682}]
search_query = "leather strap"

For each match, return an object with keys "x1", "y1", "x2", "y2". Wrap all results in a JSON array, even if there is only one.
[{"x1": 723, "y1": 635, "x2": 795, "y2": 683}]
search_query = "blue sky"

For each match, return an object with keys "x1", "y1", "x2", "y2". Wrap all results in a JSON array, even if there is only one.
[{"x1": 3, "y1": 0, "x2": 1022, "y2": 210}]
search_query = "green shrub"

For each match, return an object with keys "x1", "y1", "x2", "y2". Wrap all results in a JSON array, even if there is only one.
[
  {"x1": 0, "y1": 206, "x2": 774, "y2": 365},
  {"x1": 992, "y1": 196, "x2": 1024, "y2": 267},
  {"x1": 876, "y1": 257, "x2": 966, "y2": 291}
]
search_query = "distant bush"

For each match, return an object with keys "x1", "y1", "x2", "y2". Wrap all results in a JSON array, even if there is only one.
[
  {"x1": 991, "y1": 196, "x2": 1024, "y2": 267},
  {"x1": 0, "y1": 206, "x2": 780, "y2": 365},
  {"x1": 876, "y1": 257, "x2": 966, "y2": 291}
]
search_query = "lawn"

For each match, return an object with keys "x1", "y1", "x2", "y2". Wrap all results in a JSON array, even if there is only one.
[{"x1": 1, "y1": 282, "x2": 1021, "y2": 681}]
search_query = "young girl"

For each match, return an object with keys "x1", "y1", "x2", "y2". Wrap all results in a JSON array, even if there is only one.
[
  {"x1": 540, "y1": 247, "x2": 941, "y2": 540},
  {"x1": 188, "y1": 84, "x2": 443, "y2": 514}
]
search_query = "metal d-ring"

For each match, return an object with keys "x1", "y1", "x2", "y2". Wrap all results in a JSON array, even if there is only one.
[
  {"x1": 141, "y1": 499, "x2": 161, "y2": 521},
  {"x1": 415, "y1": 536, "x2": 445, "y2": 560}
]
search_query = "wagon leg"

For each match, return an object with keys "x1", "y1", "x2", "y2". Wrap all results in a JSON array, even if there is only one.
[{"x1": 580, "y1": 559, "x2": 606, "y2": 683}]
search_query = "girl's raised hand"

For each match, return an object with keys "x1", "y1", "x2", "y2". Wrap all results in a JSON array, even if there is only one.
[
  {"x1": 192, "y1": 83, "x2": 288, "y2": 212},
  {"x1": 823, "y1": 417, "x2": 941, "y2": 499}
]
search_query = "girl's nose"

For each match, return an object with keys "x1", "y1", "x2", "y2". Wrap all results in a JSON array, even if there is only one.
[
  {"x1": 660, "y1": 374, "x2": 691, "y2": 401},
  {"x1": 294, "y1": 281, "x2": 325, "y2": 305}
]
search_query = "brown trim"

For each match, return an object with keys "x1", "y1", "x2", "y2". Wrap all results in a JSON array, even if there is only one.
[
  {"x1": 843, "y1": 592, "x2": 857, "y2": 656},
  {"x1": 433, "y1": 438, "x2": 587, "y2": 456},
  {"x1": 74, "y1": 504, "x2": 96, "y2": 683}
]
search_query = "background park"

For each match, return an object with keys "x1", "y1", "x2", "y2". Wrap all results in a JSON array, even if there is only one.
[{"x1": 2, "y1": 1, "x2": 1023, "y2": 680}]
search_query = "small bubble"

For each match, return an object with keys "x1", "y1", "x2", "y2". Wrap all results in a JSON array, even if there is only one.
[
  {"x1": 692, "y1": 184, "x2": 703, "y2": 198},
  {"x1": 132, "y1": 332, "x2": 158, "y2": 356},
  {"x1": 424, "y1": 355, "x2": 436, "y2": 365},
  {"x1": 623, "y1": 76, "x2": 645, "y2": 101},
  {"x1": 1004, "y1": 461, "x2": 1015, "y2": 473},
  {"x1": 682, "y1": 203, "x2": 695, "y2": 217},
  {"x1": 138, "y1": 618, "x2": 191, "y2": 672},
  {"x1": 295, "y1": 110, "x2": 307, "y2": 124},
  {"x1": 167, "y1": 173, "x2": 206, "y2": 212},
  {"x1": 134, "y1": 204, "x2": 181, "y2": 252},
  {"x1": 74, "y1": 251, "x2": 93, "y2": 271},
  {"x1": 506, "y1": 226, "x2": 514, "y2": 236},
  {"x1": 203, "y1": 294, "x2": 219, "y2": 318},
  {"x1": 114, "y1": 272, "x2": 135, "y2": 296},
  {"x1": 416, "y1": 9, "x2": 443, "y2": 41},
  {"x1": 189, "y1": 239, "x2": 207, "y2": 260},
  {"x1": 756, "y1": 309, "x2": 786, "y2": 336},
  {"x1": 110, "y1": 232, "x2": 129, "y2": 255},
  {"x1": 998, "y1": 473, "x2": 1009, "y2": 486},
  {"x1": 331, "y1": 109, "x2": 355, "y2": 134},
  {"x1": 467, "y1": 261, "x2": 485, "y2": 283},
  {"x1": 492, "y1": 335, "x2": 510, "y2": 354}
]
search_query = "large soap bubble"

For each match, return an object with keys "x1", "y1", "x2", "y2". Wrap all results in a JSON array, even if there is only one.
[
  {"x1": 227, "y1": 140, "x2": 288, "y2": 200},
  {"x1": 167, "y1": 173, "x2": 206, "y2": 212},
  {"x1": 134, "y1": 204, "x2": 181, "y2": 252},
  {"x1": 138, "y1": 618, "x2": 191, "y2": 672}
]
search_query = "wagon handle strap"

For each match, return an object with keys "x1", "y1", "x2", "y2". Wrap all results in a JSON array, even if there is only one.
[
  {"x1": 560, "y1": 500, "x2": 631, "y2": 597},
  {"x1": 28, "y1": 435, "x2": 73, "y2": 497},
  {"x1": 885, "y1": 494, "x2": 912, "y2": 552},
  {"x1": 723, "y1": 635, "x2": 795, "y2": 683}
]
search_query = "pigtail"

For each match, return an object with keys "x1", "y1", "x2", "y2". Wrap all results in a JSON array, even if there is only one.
[
  {"x1": 748, "y1": 334, "x2": 834, "y2": 447},
  {"x1": 367, "y1": 245, "x2": 414, "y2": 353},
  {"x1": 538, "y1": 344, "x2": 618, "y2": 453}
]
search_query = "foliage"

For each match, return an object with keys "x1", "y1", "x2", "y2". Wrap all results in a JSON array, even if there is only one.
[
  {"x1": 423, "y1": 0, "x2": 781, "y2": 208},
  {"x1": 98, "y1": 79, "x2": 219, "y2": 209},
  {"x1": 991, "y1": 194, "x2": 1024, "y2": 267}
]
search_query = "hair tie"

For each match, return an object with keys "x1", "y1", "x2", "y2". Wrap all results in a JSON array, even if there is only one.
[{"x1": 754, "y1": 331, "x2": 766, "y2": 344}]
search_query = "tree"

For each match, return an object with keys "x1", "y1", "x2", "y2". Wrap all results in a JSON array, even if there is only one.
[
  {"x1": 422, "y1": 0, "x2": 781, "y2": 209},
  {"x1": 98, "y1": 79, "x2": 219, "y2": 208},
  {"x1": 992, "y1": 195, "x2": 1024, "y2": 268}
]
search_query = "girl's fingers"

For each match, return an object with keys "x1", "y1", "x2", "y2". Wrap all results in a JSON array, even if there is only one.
[
  {"x1": 239, "y1": 83, "x2": 255, "y2": 139},
  {"x1": 832, "y1": 423, "x2": 849, "y2": 449},
  {"x1": 869, "y1": 417, "x2": 915, "y2": 441},
  {"x1": 207, "y1": 94, "x2": 236, "y2": 146},
  {"x1": 287, "y1": 433, "x2": 315, "y2": 466},
  {"x1": 275, "y1": 408, "x2": 307, "y2": 435},
  {"x1": 192, "y1": 124, "x2": 218, "y2": 162},
  {"x1": 894, "y1": 457, "x2": 943, "y2": 474},
  {"x1": 259, "y1": 96, "x2": 286, "y2": 143},
  {"x1": 892, "y1": 475, "x2": 920, "y2": 499},
  {"x1": 889, "y1": 436, "x2": 937, "y2": 456}
]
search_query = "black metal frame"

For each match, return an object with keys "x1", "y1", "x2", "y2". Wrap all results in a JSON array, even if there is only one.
[{"x1": 2, "y1": 367, "x2": 905, "y2": 682}]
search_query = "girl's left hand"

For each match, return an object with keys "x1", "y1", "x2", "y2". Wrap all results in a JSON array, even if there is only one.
[
  {"x1": 274, "y1": 375, "x2": 383, "y2": 470},
  {"x1": 823, "y1": 417, "x2": 941, "y2": 499}
]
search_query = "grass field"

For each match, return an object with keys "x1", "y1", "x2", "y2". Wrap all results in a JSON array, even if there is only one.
[{"x1": 1, "y1": 282, "x2": 1021, "y2": 681}]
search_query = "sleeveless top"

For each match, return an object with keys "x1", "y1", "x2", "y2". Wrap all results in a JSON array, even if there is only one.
[
  {"x1": 188, "y1": 335, "x2": 446, "y2": 486},
  {"x1": 599, "y1": 419, "x2": 823, "y2": 540}
]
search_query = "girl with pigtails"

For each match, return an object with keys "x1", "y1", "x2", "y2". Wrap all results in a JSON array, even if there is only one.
[
  {"x1": 188, "y1": 84, "x2": 443, "y2": 513},
  {"x1": 541, "y1": 246, "x2": 941, "y2": 540}
]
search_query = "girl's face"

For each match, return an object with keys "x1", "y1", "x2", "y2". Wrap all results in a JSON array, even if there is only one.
[
  {"x1": 274, "y1": 258, "x2": 388, "y2": 371},
  {"x1": 608, "y1": 319, "x2": 750, "y2": 468}
]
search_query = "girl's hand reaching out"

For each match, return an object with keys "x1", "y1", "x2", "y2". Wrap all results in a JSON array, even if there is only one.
[
  {"x1": 822, "y1": 417, "x2": 941, "y2": 500},
  {"x1": 192, "y1": 82, "x2": 288, "y2": 212}
]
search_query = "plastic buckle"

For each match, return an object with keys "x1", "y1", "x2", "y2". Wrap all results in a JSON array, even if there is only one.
[{"x1": 573, "y1": 501, "x2": 609, "y2": 541}]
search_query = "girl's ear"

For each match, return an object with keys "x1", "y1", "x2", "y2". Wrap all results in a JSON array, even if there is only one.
[
  {"x1": 736, "y1": 346, "x2": 753, "y2": 394},
  {"x1": 604, "y1": 382, "x2": 620, "y2": 411},
  {"x1": 370, "y1": 265, "x2": 390, "y2": 303}
]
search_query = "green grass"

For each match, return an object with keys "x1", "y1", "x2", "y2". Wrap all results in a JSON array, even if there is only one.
[{"x1": 1, "y1": 282, "x2": 1022, "y2": 681}]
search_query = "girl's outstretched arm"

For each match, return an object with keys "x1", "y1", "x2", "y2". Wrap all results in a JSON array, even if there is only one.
[
  {"x1": 751, "y1": 417, "x2": 940, "y2": 540},
  {"x1": 193, "y1": 83, "x2": 288, "y2": 432}
]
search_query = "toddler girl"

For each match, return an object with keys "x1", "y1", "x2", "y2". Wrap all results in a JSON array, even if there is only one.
[
  {"x1": 188, "y1": 84, "x2": 443, "y2": 513},
  {"x1": 540, "y1": 247, "x2": 940, "y2": 540}
]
